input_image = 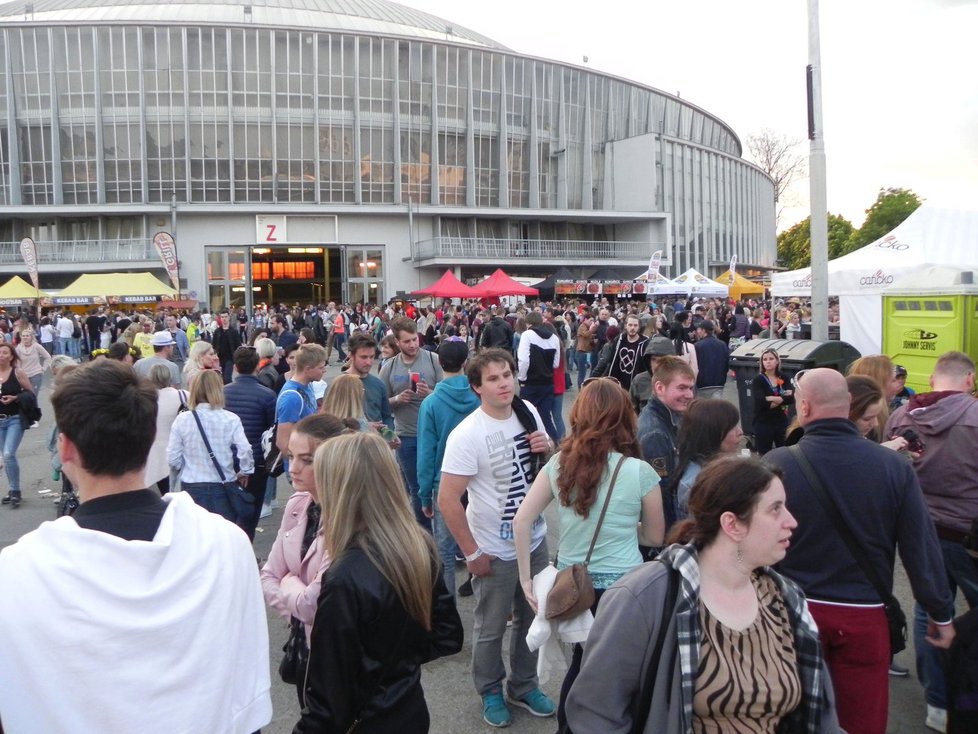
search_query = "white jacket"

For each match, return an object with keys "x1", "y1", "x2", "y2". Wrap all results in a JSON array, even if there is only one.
[{"x1": 0, "y1": 492, "x2": 272, "y2": 734}]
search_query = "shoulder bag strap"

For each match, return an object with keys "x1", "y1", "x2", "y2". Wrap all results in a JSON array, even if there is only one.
[
  {"x1": 788, "y1": 445, "x2": 894, "y2": 605},
  {"x1": 631, "y1": 563, "x2": 679, "y2": 734},
  {"x1": 583, "y1": 455, "x2": 628, "y2": 566},
  {"x1": 191, "y1": 409, "x2": 227, "y2": 483}
]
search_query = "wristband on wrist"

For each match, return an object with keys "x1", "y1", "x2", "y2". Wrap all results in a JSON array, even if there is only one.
[{"x1": 464, "y1": 548, "x2": 484, "y2": 563}]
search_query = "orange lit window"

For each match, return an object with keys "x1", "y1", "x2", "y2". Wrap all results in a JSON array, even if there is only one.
[
  {"x1": 271, "y1": 261, "x2": 315, "y2": 279},
  {"x1": 251, "y1": 262, "x2": 270, "y2": 280},
  {"x1": 229, "y1": 262, "x2": 245, "y2": 280}
]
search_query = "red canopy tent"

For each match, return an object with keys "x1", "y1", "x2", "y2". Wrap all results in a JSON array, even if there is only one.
[
  {"x1": 410, "y1": 270, "x2": 481, "y2": 298},
  {"x1": 470, "y1": 269, "x2": 539, "y2": 297}
]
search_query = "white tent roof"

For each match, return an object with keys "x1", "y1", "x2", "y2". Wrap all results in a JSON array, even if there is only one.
[
  {"x1": 772, "y1": 206, "x2": 978, "y2": 296},
  {"x1": 671, "y1": 268, "x2": 729, "y2": 296}
]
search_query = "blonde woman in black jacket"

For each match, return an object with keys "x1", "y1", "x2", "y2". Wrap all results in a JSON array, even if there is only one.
[{"x1": 293, "y1": 431, "x2": 463, "y2": 734}]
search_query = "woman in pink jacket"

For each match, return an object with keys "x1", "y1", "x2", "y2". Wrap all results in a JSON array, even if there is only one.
[{"x1": 261, "y1": 413, "x2": 354, "y2": 703}]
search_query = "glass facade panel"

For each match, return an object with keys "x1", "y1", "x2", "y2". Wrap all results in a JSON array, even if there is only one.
[
  {"x1": 360, "y1": 38, "x2": 394, "y2": 203},
  {"x1": 144, "y1": 27, "x2": 188, "y2": 202},
  {"x1": 0, "y1": 20, "x2": 774, "y2": 273},
  {"x1": 318, "y1": 34, "x2": 355, "y2": 203}
]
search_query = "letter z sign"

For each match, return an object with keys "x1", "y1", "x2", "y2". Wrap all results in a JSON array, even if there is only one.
[{"x1": 255, "y1": 215, "x2": 287, "y2": 245}]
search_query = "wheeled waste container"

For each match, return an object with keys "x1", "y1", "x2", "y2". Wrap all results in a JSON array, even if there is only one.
[{"x1": 729, "y1": 338, "x2": 862, "y2": 437}]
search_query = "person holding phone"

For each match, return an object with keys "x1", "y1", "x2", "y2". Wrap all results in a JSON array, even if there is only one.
[{"x1": 379, "y1": 317, "x2": 443, "y2": 531}]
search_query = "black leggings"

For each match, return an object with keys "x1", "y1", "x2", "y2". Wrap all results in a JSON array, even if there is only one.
[
  {"x1": 557, "y1": 587, "x2": 607, "y2": 733},
  {"x1": 754, "y1": 418, "x2": 788, "y2": 455}
]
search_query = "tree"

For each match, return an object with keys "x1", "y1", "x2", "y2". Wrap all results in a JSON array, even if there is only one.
[
  {"x1": 777, "y1": 213, "x2": 855, "y2": 271},
  {"x1": 843, "y1": 187, "x2": 923, "y2": 253},
  {"x1": 745, "y1": 129, "x2": 807, "y2": 227}
]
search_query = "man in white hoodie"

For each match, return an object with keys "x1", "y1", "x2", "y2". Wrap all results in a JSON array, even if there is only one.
[{"x1": 0, "y1": 359, "x2": 272, "y2": 734}]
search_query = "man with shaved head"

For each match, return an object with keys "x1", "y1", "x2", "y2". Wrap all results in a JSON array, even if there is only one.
[{"x1": 765, "y1": 368, "x2": 954, "y2": 734}]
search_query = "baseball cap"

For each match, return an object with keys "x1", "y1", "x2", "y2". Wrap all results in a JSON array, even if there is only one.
[
  {"x1": 894, "y1": 365, "x2": 908, "y2": 377},
  {"x1": 645, "y1": 336, "x2": 674, "y2": 358}
]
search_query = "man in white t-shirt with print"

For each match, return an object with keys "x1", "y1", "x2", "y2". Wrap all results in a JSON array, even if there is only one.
[{"x1": 439, "y1": 348, "x2": 556, "y2": 728}]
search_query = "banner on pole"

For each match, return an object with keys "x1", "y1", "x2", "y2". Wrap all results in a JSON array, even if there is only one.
[
  {"x1": 19, "y1": 238, "x2": 38, "y2": 291},
  {"x1": 728, "y1": 254, "x2": 738, "y2": 284},
  {"x1": 647, "y1": 250, "x2": 662, "y2": 281},
  {"x1": 153, "y1": 232, "x2": 180, "y2": 292}
]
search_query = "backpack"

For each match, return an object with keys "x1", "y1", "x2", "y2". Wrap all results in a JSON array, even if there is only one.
[{"x1": 261, "y1": 389, "x2": 303, "y2": 477}]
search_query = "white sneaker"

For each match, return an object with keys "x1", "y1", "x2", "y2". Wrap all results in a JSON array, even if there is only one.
[
  {"x1": 926, "y1": 704, "x2": 947, "y2": 733},
  {"x1": 259, "y1": 503, "x2": 272, "y2": 519}
]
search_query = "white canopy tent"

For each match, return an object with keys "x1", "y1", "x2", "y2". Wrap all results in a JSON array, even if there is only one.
[
  {"x1": 772, "y1": 206, "x2": 978, "y2": 355},
  {"x1": 672, "y1": 268, "x2": 730, "y2": 297},
  {"x1": 633, "y1": 270, "x2": 682, "y2": 295}
]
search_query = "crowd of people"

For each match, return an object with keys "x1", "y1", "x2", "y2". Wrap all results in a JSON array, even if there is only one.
[{"x1": 0, "y1": 291, "x2": 974, "y2": 734}]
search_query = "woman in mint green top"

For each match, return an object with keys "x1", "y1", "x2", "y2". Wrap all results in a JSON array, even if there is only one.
[{"x1": 514, "y1": 376, "x2": 665, "y2": 729}]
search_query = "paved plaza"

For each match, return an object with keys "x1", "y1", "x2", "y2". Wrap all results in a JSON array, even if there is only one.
[{"x1": 0, "y1": 366, "x2": 954, "y2": 733}]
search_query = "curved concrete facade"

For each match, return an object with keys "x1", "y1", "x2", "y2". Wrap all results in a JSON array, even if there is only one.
[{"x1": 0, "y1": 0, "x2": 775, "y2": 307}]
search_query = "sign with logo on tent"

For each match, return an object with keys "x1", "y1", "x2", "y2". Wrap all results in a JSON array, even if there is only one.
[{"x1": 555, "y1": 280, "x2": 577, "y2": 295}]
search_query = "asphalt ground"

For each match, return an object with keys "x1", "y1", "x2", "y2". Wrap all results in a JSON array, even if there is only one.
[{"x1": 0, "y1": 366, "x2": 962, "y2": 733}]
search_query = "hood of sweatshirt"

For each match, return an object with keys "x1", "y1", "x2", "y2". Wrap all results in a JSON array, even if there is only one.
[
  {"x1": 904, "y1": 390, "x2": 978, "y2": 435},
  {"x1": 530, "y1": 323, "x2": 556, "y2": 339},
  {"x1": 429, "y1": 374, "x2": 481, "y2": 416}
]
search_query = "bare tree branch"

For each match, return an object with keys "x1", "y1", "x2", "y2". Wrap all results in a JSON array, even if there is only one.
[{"x1": 745, "y1": 129, "x2": 807, "y2": 227}]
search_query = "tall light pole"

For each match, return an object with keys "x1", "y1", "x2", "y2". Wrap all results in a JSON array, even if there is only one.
[{"x1": 808, "y1": 0, "x2": 829, "y2": 341}]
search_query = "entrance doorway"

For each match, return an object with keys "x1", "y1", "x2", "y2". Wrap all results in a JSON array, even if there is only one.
[{"x1": 205, "y1": 245, "x2": 385, "y2": 312}]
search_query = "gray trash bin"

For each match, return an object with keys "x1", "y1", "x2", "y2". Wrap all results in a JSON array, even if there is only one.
[{"x1": 729, "y1": 338, "x2": 862, "y2": 436}]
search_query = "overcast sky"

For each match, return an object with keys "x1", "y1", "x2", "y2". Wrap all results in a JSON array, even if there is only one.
[{"x1": 401, "y1": 0, "x2": 978, "y2": 230}]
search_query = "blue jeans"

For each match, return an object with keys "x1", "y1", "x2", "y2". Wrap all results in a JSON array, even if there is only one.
[
  {"x1": 575, "y1": 351, "x2": 590, "y2": 389},
  {"x1": 332, "y1": 333, "x2": 347, "y2": 362},
  {"x1": 551, "y1": 393, "x2": 566, "y2": 442},
  {"x1": 396, "y1": 435, "x2": 431, "y2": 532},
  {"x1": 914, "y1": 538, "x2": 978, "y2": 708},
  {"x1": 519, "y1": 383, "x2": 557, "y2": 442},
  {"x1": 0, "y1": 416, "x2": 25, "y2": 495},
  {"x1": 182, "y1": 481, "x2": 240, "y2": 525},
  {"x1": 432, "y1": 500, "x2": 457, "y2": 597}
]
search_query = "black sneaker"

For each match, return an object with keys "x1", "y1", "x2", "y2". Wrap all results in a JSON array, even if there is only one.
[
  {"x1": 458, "y1": 576, "x2": 474, "y2": 597},
  {"x1": 10, "y1": 495, "x2": 20, "y2": 508},
  {"x1": 1, "y1": 494, "x2": 11, "y2": 505}
]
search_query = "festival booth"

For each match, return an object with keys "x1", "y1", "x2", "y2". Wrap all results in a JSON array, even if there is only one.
[
  {"x1": 0, "y1": 275, "x2": 48, "y2": 308},
  {"x1": 720, "y1": 270, "x2": 766, "y2": 302},
  {"x1": 470, "y1": 269, "x2": 540, "y2": 298},
  {"x1": 771, "y1": 206, "x2": 978, "y2": 390},
  {"x1": 410, "y1": 270, "x2": 481, "y2": 299},
  {"x1": 672, "y1": 268, "x2": 730, "y2": 297},
  {"x1": 51, "y1": 272, "x2": 176, "y2": 307},
  {"x1": 633, "y1": 270, "x2": 683, "y2": 296}
]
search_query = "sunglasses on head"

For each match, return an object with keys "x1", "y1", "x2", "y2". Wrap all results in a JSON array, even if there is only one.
[
  {"x1": 790, "y1": 369, "x2": 810, "y2": 392},
  {"x1": 582, "y1": 376, "x2": 621, "y2": 388}
]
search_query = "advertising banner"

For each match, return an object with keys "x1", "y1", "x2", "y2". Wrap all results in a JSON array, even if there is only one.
[
  {"x1": 19, "y1": 238, "x2": 39, "y2": 291},
  {"x1": 153, "y1": 232, "x2": 180, "y2": 292}
]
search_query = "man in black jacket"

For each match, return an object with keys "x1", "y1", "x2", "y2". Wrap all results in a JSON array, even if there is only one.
[
  {"x1": 224, "y1": 346, "x2": 277, "y2": 541},
  {"x1": 637, "y1": 356, "x2": 695, "y2": 528},
  {"x1": 693, "y1": 319, "x2": 728, "y2": 399},
  {"x1": 212, "y1": 309, "x2": 243, "y2": 384},
  {"x1": 766, "y1": 368, "x2": 955, "y2": 734},
  {"x1": 479, "y1": 309, "x2": 514, "y2": 354}
]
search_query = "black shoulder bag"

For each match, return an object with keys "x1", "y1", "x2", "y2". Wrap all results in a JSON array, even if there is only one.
[{"x1": 788, "y1": 445, "x2": 907, "y2": 654}]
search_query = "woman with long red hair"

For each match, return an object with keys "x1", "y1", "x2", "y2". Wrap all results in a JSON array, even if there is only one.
[{"x1": 513, "y1": 376, "x2": 665, "y2": 729}]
